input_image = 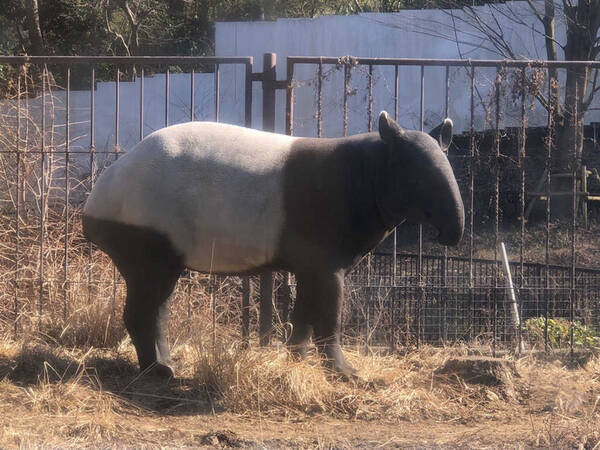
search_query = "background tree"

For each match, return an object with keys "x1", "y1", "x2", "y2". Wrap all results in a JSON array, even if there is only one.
[{"x1": 440, "y1": 0, "x2": 600, "y2": 216}]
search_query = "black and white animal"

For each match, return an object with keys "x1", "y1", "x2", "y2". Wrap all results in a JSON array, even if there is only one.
[{"x1": 82, "y1": 111, "x2": 464, "y2": 378}]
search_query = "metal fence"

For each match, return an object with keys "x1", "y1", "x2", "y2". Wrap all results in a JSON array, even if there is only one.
[
  {"x1": 1, "y1": 54, "x2": 600, "y2": 353},
  {"x1": 285, "y1": 56, "x2": 600, "y2": 353}
]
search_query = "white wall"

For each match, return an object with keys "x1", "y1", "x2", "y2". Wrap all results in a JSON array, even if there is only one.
[
  {"x1": 215, "y1": 2, "x2": 599, "y2": 136},
  {"x1": 0, "y1": 71, "x2": 250, "y2": 181}
]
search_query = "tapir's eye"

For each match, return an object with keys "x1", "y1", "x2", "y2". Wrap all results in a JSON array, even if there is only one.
[{"x1": 424, "y1": 210, "x2": 433, "y2": 220}]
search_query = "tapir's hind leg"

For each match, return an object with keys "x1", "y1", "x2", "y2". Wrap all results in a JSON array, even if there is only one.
[
  {"x1": 83, "y1": 216, "x2": 183, "y2": 378},
  {"x1": 123, "y1": 264, "x2": 181, "y2": 378}
]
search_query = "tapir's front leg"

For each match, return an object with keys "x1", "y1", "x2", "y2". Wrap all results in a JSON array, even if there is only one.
[{"x1": 292, "y1": 270, "x2": 357, "y2": 378}]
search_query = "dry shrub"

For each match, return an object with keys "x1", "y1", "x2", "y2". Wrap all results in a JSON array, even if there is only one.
[{"x1": 186, "y1": 322, "x2": 518, "y2": 421}]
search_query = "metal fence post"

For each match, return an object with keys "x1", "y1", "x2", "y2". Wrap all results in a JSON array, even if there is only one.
[{"x1": 259, "y1": 53, "x2": 277, "y2": 347}]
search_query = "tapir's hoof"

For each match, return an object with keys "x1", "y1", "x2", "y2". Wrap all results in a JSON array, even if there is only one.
[
  {"x1": 288, "y1": 344, "x2": 309, "y2": 360},
  {"x1": 325, "y1": 360, "x2": 360, "y2": 382},
  {"x1": 141, "y1": 363, "x2": 174, "y2": 379}
]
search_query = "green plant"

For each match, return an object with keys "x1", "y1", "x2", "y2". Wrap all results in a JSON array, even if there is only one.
[{"x1": 524, "y1": 317, "x2": 600, "y2": 348}]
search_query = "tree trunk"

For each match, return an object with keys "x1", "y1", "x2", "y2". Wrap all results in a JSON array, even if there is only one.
[
  {"x1": 22, "y1": 0, "x2": 45, "y2": 55},
  {"x1": 549, "y1": 0, "x2": 598, "y2": 218}
]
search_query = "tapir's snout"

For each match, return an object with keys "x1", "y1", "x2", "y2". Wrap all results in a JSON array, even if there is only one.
[
  {"x1": 437, "y1": 222, "x2": 463, "y2": 246},
  {"x1": 433, "y1": 178, "x2": 465, "y2": 247}
]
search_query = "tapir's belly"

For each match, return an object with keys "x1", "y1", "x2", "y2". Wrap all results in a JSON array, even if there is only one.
[{"x1": 84, "y1": 122, "x2": 296, "y2": 273}]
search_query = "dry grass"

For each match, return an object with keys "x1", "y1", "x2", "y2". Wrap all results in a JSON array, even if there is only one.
[
  {"x1": 1, "y1": 318, "x2": 599, "y2": 447},
  {"x1": 1, "y1": 75, "x2": 600, "y2": 447}
]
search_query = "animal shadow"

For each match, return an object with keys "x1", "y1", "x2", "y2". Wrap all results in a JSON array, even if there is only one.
[{"x1": 0, "y1": 343, "x2": 219, "y2": 416}]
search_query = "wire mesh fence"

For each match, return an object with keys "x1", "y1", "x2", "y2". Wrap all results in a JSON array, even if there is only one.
[
  {"x1": 1, "y1": 55, "x2": 600, "y2": 353},
  {"x1": 285, "y1": 56, "x2": 600, "y2": 353}
]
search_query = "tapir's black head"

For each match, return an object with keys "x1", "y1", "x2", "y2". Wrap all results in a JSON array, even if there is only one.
[{"x1": 376, "y1": 111, "x2": 464, "y2": 246}]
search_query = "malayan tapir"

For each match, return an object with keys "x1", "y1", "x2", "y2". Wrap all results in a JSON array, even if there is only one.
[{"x1": 82, "y1": 111, "x2": 464, "y2": 378}]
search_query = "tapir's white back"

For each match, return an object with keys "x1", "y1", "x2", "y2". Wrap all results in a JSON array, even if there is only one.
[{"x1": 84, "y1": 122, "x2": 297, "y2": 272}]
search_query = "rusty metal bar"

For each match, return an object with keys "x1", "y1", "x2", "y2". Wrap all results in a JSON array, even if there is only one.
[
  {"x1": 14, "y1": 69, "x2": 21, "y2": 335},
  {"x1": 63, "y1": 66, "x2": 71, "y2": 321},
  {"x1": 570, "y1": 77, "x2": 579, "y2": 356},
  {"x1": 518, "y1": 67, "x2": 527, "y2": 353},
  {"x1": 493, "y1": 67, "x2": 502, "y2": 356},
  {"x1": 393, "y1": 64, "x2": 399, "y2": 283},
  {"x1": 368, "y1": 64, "x2": 373, "y2": 132},
  {"x1": 87, "y1": 67, "x2": 96, "y2": 305},
  {"x1": 366, "y1": 64, "x2": 374, "y2": 287},
  {"x1": 242, "y1": 277, "x2": 251, "y2": 346},
  {"x1": 165, "y1": 68, "x2": 170, "y2": 127},
  {"x1": 215, "y1": 64, "x2": 220, "y2": 122},
  {"x1": 112, "y1": 68, "x2": 120, "y2": 315},
  {"x1": 390, "y1": 64, "x2": 399, "y2": 350},
  {"x1": 417, "y1": 64, "x2": 425, "y2": 347},
  {"x1": 115, "y1": 68, "x2": 120, "y2": 146},
  {"x1": 241, "y1": 59, "x2": 254, "y2": 343},
  {"x1": 285, "y1": 56, "x2": 600, "y2": 69},
  {"x1": 260, "y1": 53, "x2": 277, "y2": 347},
  {"x1": 0, "y1": 56, "x2": 254, "y2": 65},
  {"x1": 442, "y1": 64, "x2": 450, "y2": 342},
  {"x1": 469, "y1": 65, "x2": 475, "y2": 341},
  {"x1": 245, "y1": 60, "x2": 253, "y2": 128},
  {"x1": 317, "y1": 61, "x2": 323, "y2": 137},
  {"x1": 38, "y1": 66, "x2": 47, "y2": 325},
  {"x1": 285, "y1": 58, "x2": 293, "y2": 135},
  {"x1": 544, "y1": 72, "x2": 553, "y2": 352},
  {"x1": 343, "y1": 64, "x2": 350, "y2": 137},
  {"x1": 140, "y1": 67, "x2": 144, "y2": 140},
  {"x1": 190, "y1": 68, "x2": 194, "y2": 122}
]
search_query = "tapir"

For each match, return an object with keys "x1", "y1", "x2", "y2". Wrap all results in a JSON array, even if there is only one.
[{"x1": 82, "y1": 111, "x2": 464, "y2": 378}]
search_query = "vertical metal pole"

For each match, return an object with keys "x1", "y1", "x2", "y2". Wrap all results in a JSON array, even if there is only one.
[
  {"x1": 285, "y1": 59, "x2": 293, "y2": 135},
  {"x1": 112, "y1": 68, "x2": 120, "y2": 314},
  {"x1": 115, "y1": 68, "x2": 120, "y2": 147},
  {"x1": 570, "y1": 78, "x2": 578, "y2": 356},
  {"x1": 245, "y1": 60, "x2": 253, "y2": 128},
  {"x1": 242, "y1": 59, "x2": 253, "y2": 343},
  {"x1": 242, "y1": 276, "x2": 251, "y2": 347},
  {"x1": 518, "y1": 68, "x2": 527, "y2": 354},
  {"x1": 343, "y1": 64, "x2": 350, "y2": 137},
  {"x1": 417, "y1": 64, "x2": 425, "y2": 347},
  {"x1": 14, "y1": 68, "x2": 21, "y2": 335},
  {"x1": 190, "y1": 68, "x2": 194, "y2": 122},
  {"x1": 259, "y1": 53, "x2": 277, "y2": 347},
  {"x1": 545, "y1": 72, "x2": 553, "y2": 352},
  {"x1": 493, "y1": 68, "x2": 501, "y2": 356},
  {"x1": 88, "y1": 67, "x2": 96, "y2": 305},
  {"x1": 140, "y1": 67, "x2": 144, "y2": 140},
  {"x1": 63, "y1": 66, "x2": 71, "y2": 321},
  {"x1": 39, "y1": 65, "x2": 46, "y2": 326},
  {"x1": 469, "y1": 65, "x2": 475, "y2": 341},
  {"x1": 366, "y1": 64, "x2": 373, "y2": 288},
  {"x1": 582, "y1": 165, "x2": 588, "y2": 228},
  {"x1": 215, "y1": 64, "x2": 220, "y2": 122},
  {"x1": 442, "y1": 64, "x2": 450, "y2": 342},
  {"x1": 367, "y1": 64, "x2": 373, "y2": 132},
  {"x1": 317, "y1": 60, "x2": 323, "y2": 137},
  {"x1": 165, "y1": 68, "x2": 169, "y2": 127},
  {"x1": 392, "y1": 65, "x2": 399, "y2": 342}
]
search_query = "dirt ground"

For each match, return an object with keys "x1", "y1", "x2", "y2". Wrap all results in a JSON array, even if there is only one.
[{"x1": 0, "y1": 338, "x2": 599, "y2": 449}]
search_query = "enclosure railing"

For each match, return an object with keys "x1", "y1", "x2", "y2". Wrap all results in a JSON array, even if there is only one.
[
  {"x1": 0, "y1": 55, "x2": 253, "y2": 340},
  {"x1": 285, "y1": 56, "x2": 600, "y2": 354},
  {"x1": 1, "y1": 54, "x2": 600, "y2": 354}
]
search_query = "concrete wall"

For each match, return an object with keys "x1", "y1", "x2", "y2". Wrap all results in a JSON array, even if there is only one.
[{"x1": 215, "y1": 2, "x2": 599, "y2": 136}]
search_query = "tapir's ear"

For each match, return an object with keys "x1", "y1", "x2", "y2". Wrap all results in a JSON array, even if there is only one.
[
  {"x1": 378, "y1": 111, "x2": 405, "y2": 143},
  {"x1": 429, "y1": 118, "x2": 453, "y2": 152}
]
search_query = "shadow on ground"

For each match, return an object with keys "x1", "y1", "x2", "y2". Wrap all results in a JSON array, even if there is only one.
[{"x1": 0, "y1": 342, "x2": 219, "y2": 416}]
